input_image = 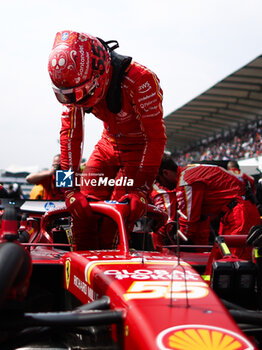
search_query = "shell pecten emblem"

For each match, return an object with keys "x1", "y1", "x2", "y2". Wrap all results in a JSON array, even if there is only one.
[{"x1": 156, "y1": 325, "x2": 255, "y2": 350}]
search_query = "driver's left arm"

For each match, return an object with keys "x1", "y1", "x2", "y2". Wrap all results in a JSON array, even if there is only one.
[{"x1": 131, "y1": 70, "x2": 166, "y2": 193}]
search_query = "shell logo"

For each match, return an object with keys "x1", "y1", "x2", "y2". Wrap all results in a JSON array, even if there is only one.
[{"x1": 156, "y1": 325, "x2": 255, "y2": 350}]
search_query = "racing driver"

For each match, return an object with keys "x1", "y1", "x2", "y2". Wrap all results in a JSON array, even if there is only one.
[{"x1": 48, "y1": 30, "x2": 166, "y2": 249}]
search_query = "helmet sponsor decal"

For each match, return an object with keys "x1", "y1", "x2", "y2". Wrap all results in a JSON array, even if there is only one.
[{"x1": 61, "y1": 32, "x2": 69, "y2": 41}]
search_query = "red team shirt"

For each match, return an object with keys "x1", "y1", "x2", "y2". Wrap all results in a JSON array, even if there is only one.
[
  {"x1": 176, "y1": 164, "x2": 261, "y2": 245},
  {"x1": 150, "y1": 182, "x2": 177, "y2": 237}
]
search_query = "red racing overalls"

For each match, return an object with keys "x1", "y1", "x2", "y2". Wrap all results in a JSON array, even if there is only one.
[
  {"x1": 150, "y1": 182, "x2": 177, "y2": 242},
  {"x1": 60, "y1": 61, "x2": 166, "y2": 249},
  {"x1": 176, "y1": 164, "x2": 261, "y2": 248}
]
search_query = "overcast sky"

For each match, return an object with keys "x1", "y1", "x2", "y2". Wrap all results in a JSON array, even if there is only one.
[{"x1": 1, "y1": 0, "x2": 262, "y2": 172}]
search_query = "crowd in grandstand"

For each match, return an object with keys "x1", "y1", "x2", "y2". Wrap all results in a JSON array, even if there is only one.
[{"x1": 172, "y1": 120, "x2": 262, "y2": 166}]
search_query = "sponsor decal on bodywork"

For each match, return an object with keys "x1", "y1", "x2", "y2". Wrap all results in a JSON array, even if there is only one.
[
  {"x1": 73, "y1": 275, "x2": 87, "y2": 295},
  {"x1": 84, "y1": 259, "x2": 189, "y2": 284},
  {"x1": 156, "y1": 324, "x2": 254, "y2": 350},
  {"x1": 84, "y1": 259, "x2": 210, "y2": 301}
]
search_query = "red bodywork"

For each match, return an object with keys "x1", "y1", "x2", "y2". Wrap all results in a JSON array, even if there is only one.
[{"x1": 0, "y1": 199, "x2": 257, "y2": 349}]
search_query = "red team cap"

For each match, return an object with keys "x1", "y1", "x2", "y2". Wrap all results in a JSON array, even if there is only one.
[{"x1": 48, "y1": 31, "x2": 111, "y2": 107}]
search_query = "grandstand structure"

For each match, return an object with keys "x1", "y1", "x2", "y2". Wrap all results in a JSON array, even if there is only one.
[
  {"x1": 0, "y1": 170, "x2": 32, "y2": 198},
  {"x1": 164, "y1": 55, "x2": 262, "y2": 153}
]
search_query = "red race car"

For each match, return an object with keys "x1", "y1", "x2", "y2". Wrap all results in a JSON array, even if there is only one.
[{"x1": 0, "y1": 197, "x2": 260, "y2": 350}]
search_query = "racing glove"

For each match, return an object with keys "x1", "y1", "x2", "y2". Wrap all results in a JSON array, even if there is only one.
[
  {"x1": 65, "y1": 190, "x2": 93, "y2": 220},
  {"x1": 119, "y1": 191, "x2": 147, "y2": 223}
]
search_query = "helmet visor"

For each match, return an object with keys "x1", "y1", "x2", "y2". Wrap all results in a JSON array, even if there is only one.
[{"x1": 52, "y1": 79, "x2": 97, "y2": 105}]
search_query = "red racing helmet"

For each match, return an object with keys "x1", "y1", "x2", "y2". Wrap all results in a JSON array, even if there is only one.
[{"x1": 48, "y1": 31, "x2": 111, "y2": 107}]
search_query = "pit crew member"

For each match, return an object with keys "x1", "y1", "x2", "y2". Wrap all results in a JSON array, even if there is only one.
[
  {"x1": 174, "y1": 163, "x2": 261, "y2": 249},
  {"x1": 26, "y1": 154, "x2": 63, "y2": 200},
  {"x1": 150, "y1": 154, "x2": 177, "y2": 244}
]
